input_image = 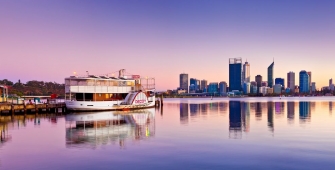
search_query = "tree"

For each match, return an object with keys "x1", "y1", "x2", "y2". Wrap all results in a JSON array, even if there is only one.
[{"x1": 0, "y1": 79, "x2": 13, "y2": 86}]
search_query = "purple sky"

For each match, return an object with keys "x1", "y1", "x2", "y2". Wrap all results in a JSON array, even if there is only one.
[{"x1": 1, "y1": 0, "x2": 334, "y2": 90}]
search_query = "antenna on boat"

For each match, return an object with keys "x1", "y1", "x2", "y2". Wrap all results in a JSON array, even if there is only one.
[
  {"x1": 86, "y1": 71, "x2": 89, "y2": 76},
  {"x1": 119, "y1": 69, "x2": 125, "y2": 78}
]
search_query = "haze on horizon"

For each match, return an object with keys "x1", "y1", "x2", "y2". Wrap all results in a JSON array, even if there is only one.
[{"x1": 1, "y1": 0, "x2": 334, "y2": 90}]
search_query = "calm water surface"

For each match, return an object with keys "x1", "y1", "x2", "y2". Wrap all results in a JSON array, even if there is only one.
[{"x1": 1, "y1": 97, "x2": 335, "y2": 170}]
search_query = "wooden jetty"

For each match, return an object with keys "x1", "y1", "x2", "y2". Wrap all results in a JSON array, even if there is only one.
[{"x1": 0, "y1": 102, "x2": 66, "y2": 115}]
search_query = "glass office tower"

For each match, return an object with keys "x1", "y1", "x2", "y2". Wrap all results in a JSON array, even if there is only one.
[{"x1": 229, "y1": 58, "x2": 242, "y2": 91}]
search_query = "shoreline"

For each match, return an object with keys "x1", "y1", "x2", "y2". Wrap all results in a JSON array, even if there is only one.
[{"x1": 161, "y1": 96, "x2": 334, "y2": 99}]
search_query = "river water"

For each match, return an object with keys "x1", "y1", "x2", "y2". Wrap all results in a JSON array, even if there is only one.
[{"x1": 1, "y1": 97, "x2": 335, "y2": 170}]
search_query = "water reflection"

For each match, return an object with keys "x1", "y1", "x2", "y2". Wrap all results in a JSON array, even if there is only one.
[
  {"x1": 330, "y1": 102, "x2": 333, "y2": 114},
  {"x1": 241, "y1": 102, "x2": 250, "y2": 132},
  {"x1": 190, "y1": 104, "x2": 200, "y2": 117},
  {"x1": 65, "y1": 109, "x2": 155, "y2": 149},
  {"x1": 200, "y1": 103, "x2": 208, "y2": 115},
  {"x1": 287, "y1": 102, "x2": 295, "y2": 123},
  {"x1": 299, "y1": 102, "x2": 311, "y2": 122},
  {"x1": 176, "y1": 101, "x2": 335, "y2": 134},
  {"x1": 255, "y1": 102, "x2": 262, "y2": 120},
  {"x1": 229, "y1": 101, "x2": 242, "y2": 139},
  {"x1": 180, "y1": 103, "x2": 189, "y2": 124},
  {"x1": 268, "y1": 102, "x2": 274, "y2": 132},
  {"x1": 0, "y1": 114, "x2": 60, "y2": 144}
]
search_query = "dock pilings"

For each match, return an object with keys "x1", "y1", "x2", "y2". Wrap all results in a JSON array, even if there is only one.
[{"x1": 0, "y1": 103, "x2": 66, "y2": 115}]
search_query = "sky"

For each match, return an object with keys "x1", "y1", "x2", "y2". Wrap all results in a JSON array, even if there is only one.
[{"x1": 0, "y1": 0, "x2": 335, "y2": 90}]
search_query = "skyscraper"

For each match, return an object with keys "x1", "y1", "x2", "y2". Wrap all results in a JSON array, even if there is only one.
[
  {"x1": 299, "y1": 70, "x2": 310, "y2": 93},
  {"x1": 229, "y1": 58, "x2": 242, "y2": 91},
  {"x1": 189, "y1": 78, "x2": 197, "y2": 93},
  {"x1": 219, "y1": 81, "x2": 227, "y2": 94},
  {"x1": 208, "y1": 82, "x2": 219, "y2": 94},
  {"x1": 179, "y1": 73, "x2": 188, "y2": 93},
  {"x1": 329, "y1": 78, "x2": 333, "y2": 87},
  {"x1": 255, "y1": 75, "x2": 262, "y2": 94},
  {"x1": 267, "y1": 62, "x2": 274, "y2": 88},
  {"x1": 196, "y1": 79, "x2": 200, "y2": 90},
  {"x1": 275, "y1": 78, "x2": 285, "y2": 88},
  {"x1": 200, "y1": 79, "x2": 208, "y2": 92},
  {"x1": 311, "y1": 82, "x2": 316, "y2": 92},
  {"x1": 287, "y1": 71, "x2": 295, "y2": 92},
  {"x1": 307, "y1": 71, "x2": 312, "y2": 92},
  {"x1": 243, "y1": 82, "x2": 250, "y2": 94},
  {"x1": 242, "y1": 61, "x2": 250, "y2": 83},
  {"x1": 307, "y1": 71, "x2": 312, "y2": 86}
]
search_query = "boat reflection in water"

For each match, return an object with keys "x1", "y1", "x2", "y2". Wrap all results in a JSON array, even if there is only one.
[{"x1": 65, "y1": 108, "x2": 155, "y2": 148}]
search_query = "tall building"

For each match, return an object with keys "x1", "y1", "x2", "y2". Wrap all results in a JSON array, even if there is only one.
[
  {"x1": 242, "y1": 61, "x2": 250, "y2": 83},
  {"x1": 179, "y1": 73, "x2": 188, "y2": 93},
  {"x1": 275, "y1": 78, "x2": 285, "y2": 88},
  {"x1": 243, "y1": 82, "x2": 250, "y2": 94},
  {"x1": 250, "y1": 81, "x2": 257, "y2": 94},
  {"x1": 196, "y1": 79, "x2": 200, "y2": 90},
  {"x1": 330, "y1": 78, "x2": 333, "y2": 87},
  {"x1": 299, "y1": 70, "x2": 310, "y2": 93},
  {"x1": 208, "y1": 82, "x2": 219, "y2": 94},
  {"x1": 307, "y1": 71, "x2": 312, "y2": 93},
  {"x1": 307, "y1": 71, "x2": 312, "y2": 87},
  {"x1": 311, "y1": 82, "x2": 316, "y2": 92},
  {"x1": 273, "y1": 84, "x2": 282, "y2": 94},
  {"x1": 189, "y1": 78, "x2": 199, "y2": 93},
  {"x1": 261, "y1": 81, "x2": 268, "y2": 87},
  {"x1": 229, "y1": 58, "x2": 242, "y2": 91},
  {"x1": 219, "y1": 81, "x2": 227, "y2": 94},
  {"x1": 287, "y1": 72, "x2": 295, "y2": 92},
  {"x1": 267, "y1": 62, "x2": 274, "y2": 88},
  {"x1": 200, "y1": 79, "x2": 208, "y2": 92},
  {"x1": 255, "y1": 75, "x2": 262, "y2": 94}
]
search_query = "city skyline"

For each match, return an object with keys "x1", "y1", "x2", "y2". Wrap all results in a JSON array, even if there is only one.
[{"x1": 1, "y1": 1, "x2": 335, "y2": 90}]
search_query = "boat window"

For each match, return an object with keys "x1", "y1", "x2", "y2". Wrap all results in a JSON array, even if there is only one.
[
  {"x1": 70, "y1": 80, "x2": 78, "y2": 86},
  {"x1": 110, "y1": 81, "x2": 117, "y2": 86},
  {"x1": 100, "y1": 80, "x2": 108, "y2": 86},
  {"x1": 87, "y1": 80, "x2": 94, "y2": 86},
  {"x1": 127, "y1": 81, "x2": 134, "y2": 86},
  {"x1": 96, "y1": 80, "x2": 101, "y2": 86},
  {"x1": 78, "y1": 80, "x2": 88, "y2": 86},
  {"x1": 118, "y1": 81, "x2": 127, "y2": 86},
  {"x1": 65, "y1": 79, "x2": 70, "y2": 85}
]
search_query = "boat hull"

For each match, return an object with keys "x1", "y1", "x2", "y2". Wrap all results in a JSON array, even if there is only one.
[{"x1": 65, "y1": 100, "x2": 156, "y2": 111}]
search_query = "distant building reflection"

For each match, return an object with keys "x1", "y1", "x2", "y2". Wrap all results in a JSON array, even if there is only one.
[
  {"x1": 229, "y1": 101, "x2": 242, "y2": 139},
  {"x1": 180, "y1": 103, "x2": 189, "y2": 124},
  {"x1": 330, "y1": 102, "x2": 333, "y2": 114},
  {"x1": 287, "y1": 102, "x2": 295, "y2": 123},
  {"x1": 190, "y1": 104, "x2": 200, "y2": 117},
  {"x1": 210, "y1": 102, "x2": 218, "y2": 114},
  {"x1": 200, "y1": 103, "x2": 208, "y2": 115},
  {"x1": 310, "y1": 102, "x2": 316, "y2": 113},
  {"x1": 267, "y1": 102, "x2": 274, "y2": 132},
  {"x1": 65, "y1": 109, "x2": 155, "y2": 149},
  {"x1": 299, "y1": 102, "x2": 311, "y2": 122},
  {"x1": 241, "y1": 102, "x2": 250, "y2": 132},
  {"x1": 255, "y1": 102, "x2": 262, "y2": 120},
  {"x1": 275, "y1": 102, "x2": 284, "y2": 115},
  {"x1": 219, "y1": 102, "x2": 228, "y2": 114}
]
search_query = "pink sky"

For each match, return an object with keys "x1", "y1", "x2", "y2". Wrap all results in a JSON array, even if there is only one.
[{"x1": 0, "y1": 1, "x2": 334, "y2": 90}]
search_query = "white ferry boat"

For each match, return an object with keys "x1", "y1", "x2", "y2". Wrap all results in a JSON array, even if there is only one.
[{"x1": 65, "y1": 69, "x2": 156, "y2": 111}]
